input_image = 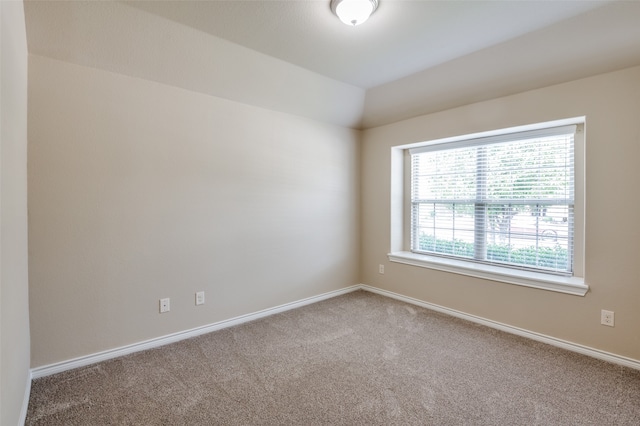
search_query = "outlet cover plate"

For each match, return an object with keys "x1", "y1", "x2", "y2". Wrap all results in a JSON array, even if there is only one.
[
  {"x1": 601, "y1": 309, "x2": 614, "y2": 327},
  {"x1": 196, "y1": 291, "x2": 205, "y2": 305}
]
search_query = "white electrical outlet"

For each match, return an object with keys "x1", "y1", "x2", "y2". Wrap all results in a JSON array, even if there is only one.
[
  {"x1": 195, "y1": 291, "x2": 205, "y2": 306},
  {"x1": 159, "y1": 298, "x2": 170, "y2": 313},
  {"x1": 379, "y1": 264, "x2": 385, "y2": 274},
  {"x1": 601, "y1": 309, "x2": 614, "y2": 327}
]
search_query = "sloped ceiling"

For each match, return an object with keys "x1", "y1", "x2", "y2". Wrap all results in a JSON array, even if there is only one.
[{"x1": 24, "y1": 0, "x2": 640, "y2": 129}]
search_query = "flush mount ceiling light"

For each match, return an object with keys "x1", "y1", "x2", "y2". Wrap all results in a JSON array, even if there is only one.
[{"x1": 330, "y1": 0, "x2": 379, "y2": 26}]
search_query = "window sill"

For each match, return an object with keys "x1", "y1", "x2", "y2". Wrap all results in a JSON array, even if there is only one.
[{"x1": 387, "y1": 251, "x2": 588, "y2": 296}]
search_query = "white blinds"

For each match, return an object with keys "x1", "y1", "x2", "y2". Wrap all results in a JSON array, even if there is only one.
[
  {"x1": 410, "y1": 126, "x2": 575, "y2": 275},
  {"x1": 409, "y1": 125, "x2": 576, "y2": 155}
]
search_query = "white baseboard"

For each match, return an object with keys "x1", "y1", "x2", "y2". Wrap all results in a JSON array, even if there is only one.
[
  {"x1": 30, "y1": 283, "x2": 640, "y2": 380},
  {"x1": 31, "y1": 285, "x2": 361, "y2": 379},
  {"x1": 359, "y1": 284, "x2": 640, "y2": 371}
]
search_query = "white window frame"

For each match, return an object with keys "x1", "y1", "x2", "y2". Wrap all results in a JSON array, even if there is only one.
[{"x1": 388, "y1": 118, "x2": 587, "y2": 296}]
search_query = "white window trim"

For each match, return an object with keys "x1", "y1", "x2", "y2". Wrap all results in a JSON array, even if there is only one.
[
  {"x1": 389, "y1": 117, "x2": 587, "y2": 296},
  {"x1": 388, "y1": 251, "x2": 587, "y2": 296}
]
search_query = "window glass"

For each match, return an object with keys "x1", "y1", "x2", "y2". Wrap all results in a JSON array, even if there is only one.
[{"x1": 410, "y1": 127, "x2": 575, "y2": 275}]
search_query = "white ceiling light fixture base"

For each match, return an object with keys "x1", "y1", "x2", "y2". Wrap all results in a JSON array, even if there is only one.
[{"x1": 331, "y1": 0, "x2": 379, "y2": 26}]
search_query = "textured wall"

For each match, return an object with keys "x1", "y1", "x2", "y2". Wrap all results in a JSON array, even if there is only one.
[
  {"x1": 362, "y1": 66, "x2": 640, "y2": 360},
  {"x1": 1, "y1": 1, "x2": 31, "y2": 424},
  {"x1": 28, "y1": 56, "x2": 360, "y2": 368}
]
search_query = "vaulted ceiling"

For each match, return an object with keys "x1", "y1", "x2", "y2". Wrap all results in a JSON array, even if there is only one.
[{"x1": 24, "y1": 0, "x2": 640, "y2": 128}]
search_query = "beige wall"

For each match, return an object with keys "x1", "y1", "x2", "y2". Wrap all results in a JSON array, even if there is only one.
[
  {"x1": 362, "y1": 66, "x2": 640, "y2": 360},
  {"x1": 1, "y1": 0, "x2": 31, "y2": 424},
  {"x1": 28, "y1": 55, "x2": 360, "y2": 368}
]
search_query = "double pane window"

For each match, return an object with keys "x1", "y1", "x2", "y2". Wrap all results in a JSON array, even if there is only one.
[{"x1": 410, "y1": 126, "x2": 576, "y2": 275}]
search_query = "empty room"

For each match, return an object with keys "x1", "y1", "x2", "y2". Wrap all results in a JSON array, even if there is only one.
[{"x1": 2, "y1": 0, "x2": 640, "y2": 424}]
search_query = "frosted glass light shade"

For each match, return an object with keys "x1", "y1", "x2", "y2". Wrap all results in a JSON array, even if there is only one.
[{"x1": 330, "y1": 0, "x2": 379, "y2": 26}]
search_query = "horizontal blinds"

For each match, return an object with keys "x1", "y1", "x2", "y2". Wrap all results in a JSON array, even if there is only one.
[
  {"x1": 409, "y1": 125, "x2": 576, "y2": 155},
  {"x1": 411, "y1": 127, "x2": 575, "y2": 274}
]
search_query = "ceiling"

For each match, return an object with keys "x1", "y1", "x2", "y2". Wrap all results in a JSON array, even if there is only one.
[
  {"x1": 124, "y1": 0, "x2": 612, "y2": 89},
  {"x1": 23, "y1": 0, "x2": 640, "y2": 128}
]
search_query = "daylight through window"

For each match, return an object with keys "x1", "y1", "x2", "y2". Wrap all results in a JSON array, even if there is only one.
[{"x1": 410, "y1": 125, "x2": 576, "y2": 275}]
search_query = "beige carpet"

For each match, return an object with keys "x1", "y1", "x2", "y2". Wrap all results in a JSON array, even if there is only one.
[{"x1": 26, "y1": 290, "x2": 640, "y2": 425}]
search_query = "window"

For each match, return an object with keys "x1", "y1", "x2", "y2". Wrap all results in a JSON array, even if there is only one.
[{"x1": 389, "y1": 119, "x2": 587, "y2": 296}]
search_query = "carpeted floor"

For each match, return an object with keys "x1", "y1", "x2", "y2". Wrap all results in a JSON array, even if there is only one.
[{"x1": 26, "y1": 290, "x2": 640, "y2": 425}]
